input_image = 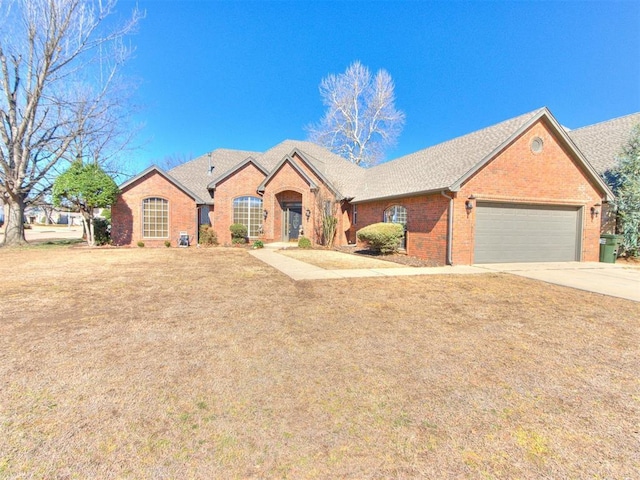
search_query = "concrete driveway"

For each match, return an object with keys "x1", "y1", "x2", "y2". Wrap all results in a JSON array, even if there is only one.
[{"x1": 478, "y1": 262, "x2": 640, "y2": 302}]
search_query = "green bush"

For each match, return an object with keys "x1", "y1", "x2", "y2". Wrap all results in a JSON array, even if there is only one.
[
  {"x1": 199, "y1": 225, "x2": 218, "y2": 246},
  {"x1": 137, "y1": 241, "x2": 145, "y2": 248},
  {"x1": 101, "y1": 209, "x2": 112, "y2": 222},
  {"x1": 253, "y1": 240, "x2": 264, "y2": 249},
  {"x1": 164, "y1": 240, "x2": 171, "y2": 247},
  {"x1": 356, "y1": 222, "x2": 404, "y2": 254},
  {"x1": 298, "y1": 236, "x2": 312, "y2": 249},
  {"x1": 230, "y1": 223, "x2": 248, "y2": 243},
  {"x1": 93, "y1": 217, "x2": 111, "y2": 246}
]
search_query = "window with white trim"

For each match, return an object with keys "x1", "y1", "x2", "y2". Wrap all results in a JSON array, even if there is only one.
[
  {"x1": 233, "y1": 196, "x2": 263, "y2": 238},
  {"x1": 384, "y1": 205, "x2": 407, "y2": 226},
  {"x1": 384, "y1": 204, "x2": 407, "y2": 249},
  {"x1": 142, "y1": 197, "x2": 169, "y2": 238}
]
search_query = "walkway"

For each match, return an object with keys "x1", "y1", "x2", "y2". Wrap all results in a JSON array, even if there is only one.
[
  {"x1": 250, "y1": 244, "x2": 640, "y2": 302},
  {"x1": 249, "y1": 244, "x2": 486, "y2": 281}
]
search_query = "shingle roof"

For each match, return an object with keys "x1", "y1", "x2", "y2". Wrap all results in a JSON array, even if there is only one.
[
  {"x1": 169, "y1": 148, "x2": 259, "y2": 204},
  {"x1": 125, "y1": 108, "x2": 627, "y2": 206},
  {"x1": 119, "y1": 165, "x2": 208, "y2": 204},
  {"x1": 567, "y1": 112, "x2": 640, "y2": 175},
  {"x1": 353, "y1": 109, "x2": 545, "y2": 202},
  {"x1": 252, "y1": 140, "x2": 366, "y2": 198}
]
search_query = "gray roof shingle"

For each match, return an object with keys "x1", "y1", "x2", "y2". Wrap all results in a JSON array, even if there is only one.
[
  {"x1": 353, "y1": 109, "x2": 544, "y2": 202},
  {"x1": 169, "y1": 148, "x2": 260, "y2": 204},
  {"x1": 127, "y1": 108, "x2": 628, "y2": 206},
  {"x1": 567, "y1": 112, "x2": 640, "y2": 175},
  {"x1": 252, "y1": 140, "x2": 366, "y2": 198}
]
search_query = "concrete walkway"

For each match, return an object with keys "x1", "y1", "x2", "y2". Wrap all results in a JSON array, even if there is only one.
[
  {"x1": 250, "y1": 244, "x2": 487, "y2": 281},
  {"x1": 250, "y1": 245, "x2": 639, "y2": 302}
]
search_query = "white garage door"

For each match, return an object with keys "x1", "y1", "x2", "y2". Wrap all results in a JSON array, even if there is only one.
[{"x1": 474, "y1": 203, "x2": 581, "y2": 263}]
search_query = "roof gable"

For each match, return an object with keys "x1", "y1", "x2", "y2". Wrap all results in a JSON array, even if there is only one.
[
  {"x1": 353, "y1": 107, "x2": 614, "y2": 202},
  {"x1": 256, "y1": 152, "x2": 320, "y2": 193},
  {"x1": 169, "y1": 148, "x2": 261, "y2": 203},
  {"x1": 353, "y1": 109, "x2": 545, "y2": 202},
  {"x1": 119, "y1": 165, "x2": 206, "y2": 204},
  {"x1": 254, "y1": 140, "x2": 366, "y2": 198},
  {"x1": 207, "y1": 156, "x2": 269, "y2": 191}
]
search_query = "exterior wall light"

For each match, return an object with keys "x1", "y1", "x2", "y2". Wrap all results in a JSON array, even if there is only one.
[
  {"x1": 263, "y1": 209, "x2": 268, "y2": 220},
  {"x1": 305, "y1": 208, "x2": 311, "y2": 220},
  {"x1": 465, "y1": 200, "x2": 474, "y2": 211},
  {"x1": 591, "y1": 204, "x2": 601, "y2": 217}
]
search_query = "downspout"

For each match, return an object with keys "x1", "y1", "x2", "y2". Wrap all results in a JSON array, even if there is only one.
[
  {"x1": 195, "y1": 206, "x2": 200, "y2": 245},
  {"x1": 440, "y1": 190, "x2": 454, "y2": 265}
]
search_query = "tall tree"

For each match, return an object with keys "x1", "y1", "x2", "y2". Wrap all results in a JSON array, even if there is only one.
[
  {"x1": 307, "y1": 61, "x2": 405, "y2": 166},
  {"x1": 52, "y1": 159, "x2": 119, "y2": 246},
  {"x1": 0, "y1": 0, "x2": 142, "y2": 246},
  {"x1": 611, "y1": 125, "x2": 640, "y2": 257}
]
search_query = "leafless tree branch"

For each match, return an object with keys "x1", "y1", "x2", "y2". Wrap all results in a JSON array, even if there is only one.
[
  {"x1": 0, "y1": 0, "x2": 143, "y2": 245},
  {"x1": 307, "y1": 61, "x2": 405, "y2": 166}
]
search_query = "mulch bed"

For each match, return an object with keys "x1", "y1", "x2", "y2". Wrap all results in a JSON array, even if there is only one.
[{"x1": 334, "y1": 245, "x2": 440, "y2": 267}]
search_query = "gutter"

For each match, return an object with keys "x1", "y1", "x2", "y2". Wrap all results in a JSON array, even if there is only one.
[{"x1": 440, "y1": 190, "x2": 454, "y2": 265}]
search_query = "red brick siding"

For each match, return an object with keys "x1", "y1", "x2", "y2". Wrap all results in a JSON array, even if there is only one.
[
  {"x1": 212, "y1": 163, "x2": 267, "y2": 244},
  {"x1": 351, "y1": 119, "x2": 605, "y2": 265},
  {"x1": 353, "y1": 194, "x2": 450, "y2": 265},
  {"x1": 261, "y1": 154, "x2": 350, "y2": 246},
  {"x1": 453, "y1": 119, "x2": 604, "y2": 263},
  {"x1": 112, "y1": 171, "x2": 197, "y2": 247}
]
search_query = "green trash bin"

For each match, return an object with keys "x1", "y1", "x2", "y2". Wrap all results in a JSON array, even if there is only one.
[{"x1": 599, "y1": 234, "x2": 622, "y2": 263}]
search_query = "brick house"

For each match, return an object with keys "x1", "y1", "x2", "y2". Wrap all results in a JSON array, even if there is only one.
[{"x1": 112, "y1": 107, "x2": 638, "y2": 265}]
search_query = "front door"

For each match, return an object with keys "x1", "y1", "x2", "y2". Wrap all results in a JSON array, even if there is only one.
[{"x1": 284, "y1": 204, "x2": 302, "y2": 241}]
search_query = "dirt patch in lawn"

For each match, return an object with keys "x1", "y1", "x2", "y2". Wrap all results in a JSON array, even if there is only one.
[
  {"x1": 277, "y1": 248, "x2": 409, "y2": 269},
  {"x1": 1, "y1": 246, "x2": 639, "y2": 479}
]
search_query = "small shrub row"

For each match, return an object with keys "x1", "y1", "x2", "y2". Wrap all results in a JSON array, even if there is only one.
[{"x1": 356, "y1": 222, "x2": 404, "y2": 254}]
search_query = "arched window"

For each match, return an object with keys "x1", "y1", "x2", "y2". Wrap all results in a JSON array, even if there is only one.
[
  {"x1": 142, "y1": 197, "x2": 169, "y2": 238},
  {"x1": 384, "y1": 205, "x2": 407, "y2": 226},
  {"x1": 384, "y1": 205, "x2": 407, "y2": 249},
  {"x1": 233, "y1": 196, "x2": 263, "y2": 238}
]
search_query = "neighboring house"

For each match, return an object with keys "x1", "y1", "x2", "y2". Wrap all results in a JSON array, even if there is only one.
[
  {"x1": 565, "y1": 112, "x2": 640, "y2": 232},
  {"x1": 24, "y1": 205, "x2": 84, "y2": 225},
  {"x1": 112, "y1": 107, "x2": 636, "y2": 265}
]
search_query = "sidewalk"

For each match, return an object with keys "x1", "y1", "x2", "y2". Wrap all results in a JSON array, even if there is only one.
[
  {"x1": 249, "y1": 245, "x2": 486, "y2": 281},
  {"x1": 249, "y1": 246, "x2": 640, "y2": 302}
]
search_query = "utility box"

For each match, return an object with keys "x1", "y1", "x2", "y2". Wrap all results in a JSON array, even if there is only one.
[
  {"x1": 178, "y1": 232, "x2": 189, "y2": 247},
  {"x1": 599, "y1": 234, "x2": 622, "y2": 263}
]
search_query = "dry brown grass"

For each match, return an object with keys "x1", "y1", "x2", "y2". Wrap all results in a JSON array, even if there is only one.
[
  {"x1": 277, "y1": 248, "x2": 408, "y2": 270},
  {"x1": 1, "y1": 245, "x2": 639, "y2": 479}
]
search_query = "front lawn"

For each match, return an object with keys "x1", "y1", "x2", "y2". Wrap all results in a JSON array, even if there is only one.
[{"x1": 0, "y1": 246, "x2": 638, "y2": 478}]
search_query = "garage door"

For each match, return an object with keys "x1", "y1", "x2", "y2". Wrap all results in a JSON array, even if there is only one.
[{"x1": 474, "y1": 203, "x2": 581, "y2": 263}]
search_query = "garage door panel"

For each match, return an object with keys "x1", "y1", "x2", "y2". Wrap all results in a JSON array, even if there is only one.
[{"x1": 474, "y1": 203, "x2": 580, "y2": 263}]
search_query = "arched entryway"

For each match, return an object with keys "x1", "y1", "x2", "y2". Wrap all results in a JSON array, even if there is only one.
[{"x1": 276, "y1": 191, "x2": 304, "y2": 242}]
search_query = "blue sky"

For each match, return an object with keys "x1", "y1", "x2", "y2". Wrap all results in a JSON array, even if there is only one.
[{"x1": 120, "y1": 0, "x2": 640, "y2": 173}]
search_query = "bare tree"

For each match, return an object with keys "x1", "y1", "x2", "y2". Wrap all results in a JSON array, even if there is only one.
[
  {"x1": 0, "y1": 0, "x2": 142, "y2": 246},
  {"x1": 307, "y1": 61, "x2": 405, "y2": 166},
  {"x1": 157, "y1": 152, "x2": 194, "y2": 171}
]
